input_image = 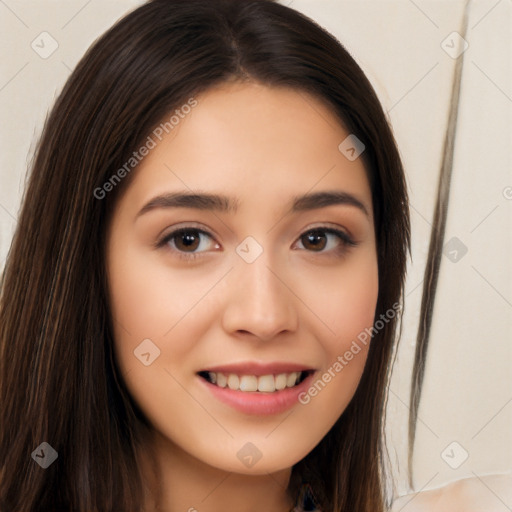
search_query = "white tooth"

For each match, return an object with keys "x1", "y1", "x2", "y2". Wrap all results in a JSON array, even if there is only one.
[
  {"x1": 216, "y1": 373, "x2": 227, "y2": 388},
  {"x1": 286, "y1": 372, "x2": 298, "y2": 388},
  {"x1": 208, "y1": 372, "x2": 217, "y2": 384},
  {"x1": 227, "y1": 374, "x2": 240, "y2": 390},
  {"x1": 239, "y1": 375, "x2": 258, "y2": 392},
  {"x1": 275, "y1": 373, "x2": 288, "y2": 391},
  {"x1": 258, "y1": 374, "x2": 276, "y2": 392}
]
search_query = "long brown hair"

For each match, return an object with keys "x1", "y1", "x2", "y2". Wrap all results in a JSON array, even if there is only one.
[{"x1": 0, "y1": 1, "x2": 410, "y2": 510}]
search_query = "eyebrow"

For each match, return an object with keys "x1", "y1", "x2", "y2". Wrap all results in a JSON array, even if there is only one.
[{"x1": 136, "y1": 190, "x2": 369, "y2": 218}]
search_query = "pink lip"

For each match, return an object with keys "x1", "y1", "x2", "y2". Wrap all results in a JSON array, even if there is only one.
[
  {"x1": 199, "y1": 361, "x2": 314, "y2": 376},
  {"x1": 197, "y1": 370, "x2": 316, "y2": 416}
]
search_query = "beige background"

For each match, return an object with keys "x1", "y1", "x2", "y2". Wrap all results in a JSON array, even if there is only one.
[{"x1": 0, "y1": 0, "x2": 510, "y2": 502}]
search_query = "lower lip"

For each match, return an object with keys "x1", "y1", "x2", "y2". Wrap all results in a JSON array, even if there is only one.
[{"x1": 197, "y1": 372, "x2": 316, "y2": 416}]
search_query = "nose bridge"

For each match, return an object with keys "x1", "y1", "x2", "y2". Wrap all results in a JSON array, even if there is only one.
[{"x1": 221, "y1": 240, "x2": 298, "y2": 339}]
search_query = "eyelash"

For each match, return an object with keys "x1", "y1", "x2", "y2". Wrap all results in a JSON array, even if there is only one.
[{"x1": 156, "y1": 226, "x2": 357, "y2": 261}]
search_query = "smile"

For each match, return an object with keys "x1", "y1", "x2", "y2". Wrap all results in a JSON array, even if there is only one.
[
  {"x1": 196, "y1": 365, "x2": 317, "y2": 415},
  {"x1": 198, "y1": 370, "x2": 311, "y2": 393}
]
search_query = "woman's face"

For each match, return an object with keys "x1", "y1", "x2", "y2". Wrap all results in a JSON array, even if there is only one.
[{"x1": 106, "y1": 81, "x2": 378, "y2": 474}]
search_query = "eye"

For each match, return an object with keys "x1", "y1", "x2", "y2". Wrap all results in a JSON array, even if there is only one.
[
  {"x1": 157, "y1": 227, "x2": 219, "y2": 260},
  {"x1": 156, "y1": 225, "x2": 356, "y2": 261},
  {"x1": 295, "y1": 227, "x2": 356, "y2": 254}
]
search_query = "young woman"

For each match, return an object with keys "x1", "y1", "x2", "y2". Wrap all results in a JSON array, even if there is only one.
[{"x1": 0, "y1": 1, "x2": 509, "y2": 511}]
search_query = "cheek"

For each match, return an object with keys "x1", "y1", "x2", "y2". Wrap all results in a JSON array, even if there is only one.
[
  {"x1": 329, "y1": 264, "x2": 379, "y2": 342},
  {"x1": 293, "y1": 247, "x2": 378, "y2": 419},
  {"x1": 107, "y1": 240, "x2": 224, "y2": 353},
  {"x1": 298, "y1": 245, "x2": 379, "y2": 348}
]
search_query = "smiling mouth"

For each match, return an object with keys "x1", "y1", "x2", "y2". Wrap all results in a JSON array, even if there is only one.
[{"x1": 197, "y1": 370, "x2": 313, "y2": 393}]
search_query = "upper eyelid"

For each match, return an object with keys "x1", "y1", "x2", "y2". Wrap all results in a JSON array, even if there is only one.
[{"x1": 156, "y1": 222, "x2": 217, "y2": 243}]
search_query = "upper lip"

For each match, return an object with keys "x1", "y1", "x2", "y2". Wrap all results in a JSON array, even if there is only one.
[{"x1": 198, "y1": 361, "x2": 315, "y2": 376}]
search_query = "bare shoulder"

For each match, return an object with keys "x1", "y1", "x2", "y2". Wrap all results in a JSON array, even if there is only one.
[{"x1": 391, "y1": 473, "x2": 512, "y2": 512}]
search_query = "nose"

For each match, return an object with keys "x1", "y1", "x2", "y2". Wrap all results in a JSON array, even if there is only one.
[{"x1": 220, "y1": 249, "x2": 299, "y2": 341}]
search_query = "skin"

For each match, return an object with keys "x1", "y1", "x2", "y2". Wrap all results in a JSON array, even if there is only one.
[
  {"x1": 106, "y1": 81, "x2": 379, "y2": 512},
  {"x1": 392, "y1": 473, "x2": 512, "y2": 512}
]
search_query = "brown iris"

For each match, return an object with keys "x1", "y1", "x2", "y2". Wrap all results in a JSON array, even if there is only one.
[
  {"x1": 174, "y1": 230, "x2": 201, "y2": 251},
  {"x1": 301, "y1": 230, "x2": 328, "y2": 251}
]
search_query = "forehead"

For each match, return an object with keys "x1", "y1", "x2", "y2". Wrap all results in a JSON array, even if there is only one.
[{"x1": 121, "y1": 81, "x2": 372, "y2": 218}]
